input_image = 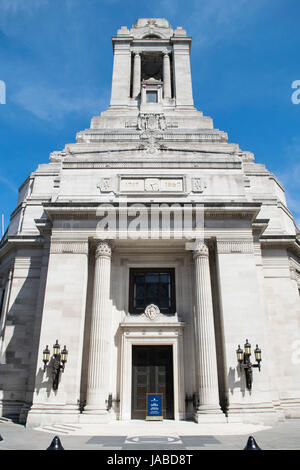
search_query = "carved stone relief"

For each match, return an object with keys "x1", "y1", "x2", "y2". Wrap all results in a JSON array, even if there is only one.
[
  {"x1": 137, "y1": 113, "x2": 166, "y2": 132},
  {"x1": 97, "y1": 177, "x2": 114, "y2": 193},
  {"x1": 192, "y1": 178, "x2": 206, "y2": 193},
  {"x1": 144, "y1": 304, "x2": 161, "y2": 320}
]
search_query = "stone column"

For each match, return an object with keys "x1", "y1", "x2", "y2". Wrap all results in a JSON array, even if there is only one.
[
  {"x1": 132, "y1": 52, "x2": 141, "y2": 99},
  {"x1": 163, "y1": 51, "x2": 172, "y2": 99},
  {"x1": 84, "y1": 240, "x2": 112, "y2": 420},
  {"x1": 193, "y1": 242, "x2": 224, "y2": 422}
]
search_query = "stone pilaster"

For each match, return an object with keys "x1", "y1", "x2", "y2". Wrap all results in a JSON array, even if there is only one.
[
  {"x1": 84, "y1": 240, "x2": 112, "y2": 421},
  {"x1": 132, "y1": 52, "x2": 141, "y2": 99},
  {"x1": 172, "y1": 39, "x2": 194, "y2": 107},
  {"x1": 163, "y1": 51, "x2": 172, "y2": 99},
  {"x1": 110, "y1": 40, "x2": 131, "y2": 107},
  {"x1": 26, "y1": 239, "x2": 89, "y2": 428},
  {"x1": 193, "y1": 242, "x2": 224, "y2": 422}
]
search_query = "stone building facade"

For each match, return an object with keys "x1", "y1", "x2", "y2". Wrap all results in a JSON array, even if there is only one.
[{"x1": 0, "y1": 18, "x2": 300, "y2": 427}]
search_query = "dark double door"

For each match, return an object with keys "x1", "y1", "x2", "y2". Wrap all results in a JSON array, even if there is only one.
[{"x1": 131, "y1": 345, "x2": 174, "y2": 419}]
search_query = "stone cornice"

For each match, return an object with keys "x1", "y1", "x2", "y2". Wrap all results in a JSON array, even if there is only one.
[
  {"x1": 63, "y1": 147, "x2": 235, "y2": 156},
  {"x1": 62, "y1": 160, "x2": 241, "y2": 170},
  {"x1": 0, "y1": 235, "x2": 44, "y2": 258},
  {"x1": 289, "y1": 257, "x2": 300, "y2": 286},
  {"x1": 42, "y1": 201, "x2": 261, "y2": 222},
  {"x1": 260, "y1": 236, "x2": 300, "y2": 257}
]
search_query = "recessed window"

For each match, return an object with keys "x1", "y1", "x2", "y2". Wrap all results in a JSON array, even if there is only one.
[
  {"x1": 129, "y1": 268, "x2": 175, "y2": 314},
  {"x1": 146, "y1": 91, "x2": 158, "y2": 103}
]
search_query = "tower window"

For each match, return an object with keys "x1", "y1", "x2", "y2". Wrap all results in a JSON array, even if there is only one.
[
  {"x1": 146, "y1": 91, "x2": 158, "y2": 103},
  {"x1": 141, "y1": 53, "x2": 163, "y2": 81}
]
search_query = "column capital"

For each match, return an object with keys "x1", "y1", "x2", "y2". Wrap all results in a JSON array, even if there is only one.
[
  {"x1": 193, "y1": 242, "x2": 209, "y2": 259},
  {"x1": 95, "y1": 240, "x2": 112, "y2": 258}
]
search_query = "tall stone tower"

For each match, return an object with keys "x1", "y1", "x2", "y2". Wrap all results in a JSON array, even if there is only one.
[
  {"x1": 0, "y1": 19, "x2": 299, "y2": 428},
  {"x1": 109, "y1": 18, "x2": 194, "y2": 109}
]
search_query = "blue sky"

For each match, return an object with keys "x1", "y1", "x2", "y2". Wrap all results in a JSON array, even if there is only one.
[{"x1": 0, "y1": 0, "x2": 300, "y2": 231}]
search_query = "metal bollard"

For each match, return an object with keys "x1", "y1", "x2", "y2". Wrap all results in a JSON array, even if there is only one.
[
  {"x1": 47, "y1": 436, "x2": 64, "y2": 450},
  {"x1": 244, "y1": 435, "x2": 261, "y2": 450}
]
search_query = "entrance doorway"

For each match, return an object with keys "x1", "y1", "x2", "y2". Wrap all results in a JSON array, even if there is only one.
[{"x1": 131, "y1": 345, "x2": 174, "y2": 419}]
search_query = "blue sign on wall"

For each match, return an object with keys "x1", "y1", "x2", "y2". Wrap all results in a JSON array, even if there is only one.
[{"x1": 146, "y1": 394, "x2": 163, "y2": 420}]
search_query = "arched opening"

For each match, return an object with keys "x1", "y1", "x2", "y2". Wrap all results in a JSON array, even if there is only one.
[{"x1": 142, "y1": 34, "x2": 162, "y2": 39}]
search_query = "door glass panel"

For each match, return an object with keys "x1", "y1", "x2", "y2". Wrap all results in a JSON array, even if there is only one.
[{"x1": 131, "y1": 346, "x2": 174, "y2": 419}]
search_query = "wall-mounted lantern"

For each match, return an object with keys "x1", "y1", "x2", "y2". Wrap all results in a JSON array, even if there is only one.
[
  {"x1": 236, "y1": 339, "x2": 262, "y2": 390},
  {"x1": 42, "y1": 340, "x2": 68, "y2": 390}
]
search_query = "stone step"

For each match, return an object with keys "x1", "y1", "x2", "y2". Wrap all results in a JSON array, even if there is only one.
[{"x1": 38, "y1": 424, "x2": 82, "y2": 435}]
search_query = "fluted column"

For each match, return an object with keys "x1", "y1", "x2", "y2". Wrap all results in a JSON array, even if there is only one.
[
  {"x1": 132, "y1": 52, "x2": 141, "y2": 99},
  {"x1": 193, "y1": 242, "x2": 224, "y2": 421},
  {"x1": 85, "y1": 240, "x2": 112, "y2": 417},
  {"x1": 163, "y1": 51, "x2": 172, "y2": 99}
]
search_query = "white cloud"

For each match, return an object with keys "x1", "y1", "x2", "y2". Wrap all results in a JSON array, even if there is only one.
[
  {"x1": 11, "y1": 83, "x2": 109, "y2": 122},
  {"x1": 0, "y1": 0, "x2": 48, "y2": 14},
  {"x1": 0, "y1": 175, "x2": 18, "y2": 194},
  {"x1": 184, "y1": 0, "x2": 269, "y2": 49}
]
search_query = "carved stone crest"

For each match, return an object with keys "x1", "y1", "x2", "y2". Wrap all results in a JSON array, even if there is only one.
[
  {"x1": 137, "y1": 113, "x2": 166, "y2": 132},
  {"x1": 144, "y1": 304, "x2": 160, "y2": 320}
]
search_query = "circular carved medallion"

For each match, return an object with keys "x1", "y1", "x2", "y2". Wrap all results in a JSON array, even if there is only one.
[{"x1": 144, "y1": 304, "x2": 160, "y2": 320}]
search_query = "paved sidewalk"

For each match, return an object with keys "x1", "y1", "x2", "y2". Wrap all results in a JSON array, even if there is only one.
[{"x1": 0, "y1": 418, "x2": 300, "y2": 450}]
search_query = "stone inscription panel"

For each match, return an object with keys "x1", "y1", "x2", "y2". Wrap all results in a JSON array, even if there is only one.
[{"x1": 119, "y1": 176, "x2": 184, "y2": 193}]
